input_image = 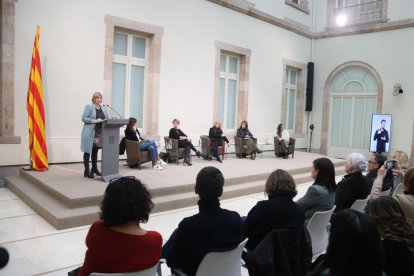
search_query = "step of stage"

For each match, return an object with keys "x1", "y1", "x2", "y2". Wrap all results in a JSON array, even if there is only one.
[{"x1": 6, "y1": 153, "x2": 346, "y2": 230}]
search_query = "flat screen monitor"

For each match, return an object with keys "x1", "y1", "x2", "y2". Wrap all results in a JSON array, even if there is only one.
[{"x1": 369, "y1": 113, "x2": 392, "y2": 153}]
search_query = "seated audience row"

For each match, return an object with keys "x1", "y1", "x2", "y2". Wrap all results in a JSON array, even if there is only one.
[{"x1": 73, "y1": 157, "x2": 414, "y2": 276}]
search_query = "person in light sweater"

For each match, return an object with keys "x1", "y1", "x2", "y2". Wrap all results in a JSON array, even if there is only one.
[{"x1": 275, "y1": 123, "x2": 290, "y2": 159}]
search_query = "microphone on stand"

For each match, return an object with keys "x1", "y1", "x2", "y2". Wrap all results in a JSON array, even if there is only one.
[{"x1": 104, "y1": 104, "x2": 123, "y2": 119}]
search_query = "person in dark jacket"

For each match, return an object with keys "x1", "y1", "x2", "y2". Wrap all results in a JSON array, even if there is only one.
[
  {"x1": 243, "y1": 169, "x2": 305, "y2": 252},
  {"x1": 236, "y1": 120, "x2": 262, "y2": 160},
  {"x1": 334, "y1": 152, "x2": 370, "y2": 213},
  {"x1": 366, "y1": 153, "x2": 393, "y2": 192},
  {"x1": 162, "y1": 167, "x2": 242, "y2": 276},
  {"x1": 168, "y1": 118, "x2": 205, "y2": 166},
  {"x1": 208, "y1": 120, "x2": 229, "y2": 163}
]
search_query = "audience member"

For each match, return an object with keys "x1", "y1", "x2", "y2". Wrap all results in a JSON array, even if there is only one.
[
  {"x1": 162, "y1": 167, "x2": 242, "y2": 276},
  {"x1": 275, "y1": 123, "x2": 290, "y2": 159},
  {"x1": 297, "y1": 158, "x2": 336, "y2": 223},
  {"x1": 124, "y1": 117, "x2": 166, "y2": 170},
  {"x1": 370, "y1": 152, "x2": 406, "y2": 200},
  {"x1": 309, "y1": 209, "x2": 384, "y2": 276},
  {"x1": 334, "y1": 153, "x2": 370, "y2": 213},
  {"x1": 76, "y1": 177, "x2": 162, "y2": 276},
  {"x1": 243, "y1": 169, "x2": 304, "y2": 252},
  {"x1": 365, "y1": 196, "x2": 414, "y2": 276},
  {"x1": 169, "y1": 118, "x2": 205, "y2": 166},
  {"x1": 393, "y1": 167, "x2": 414, "y2": 230},
  {"x1": 366, "y1": 153, "x2": 390, "y2": 190},
  {"x1": 208, "y1": 120, "x2": 229, "y2": 163},
  {"x1": 236, "y1": 120, "x2": 262, "y2": 160}
]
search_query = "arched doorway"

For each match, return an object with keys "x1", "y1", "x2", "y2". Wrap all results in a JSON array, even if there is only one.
[{"x1": 321, "y1": 62, "x2": 383, "y2": 157}]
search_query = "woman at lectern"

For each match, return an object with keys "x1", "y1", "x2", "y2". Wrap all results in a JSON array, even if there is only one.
[{"x1": 80, "y1": 92, "x2": 108, "y2": 178}]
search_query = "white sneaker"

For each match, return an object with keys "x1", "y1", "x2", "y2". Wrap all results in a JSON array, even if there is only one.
[
  {"x1": 153, "y1": 164, "x2": 164, "y2": 170},
  {"x1": 158, "y1": 160, "x2": 167, "y2": 166}
]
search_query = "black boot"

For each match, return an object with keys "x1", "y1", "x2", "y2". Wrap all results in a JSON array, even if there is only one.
[
  {"x1": 196, "y1": 151, "x2": 203, "y2": 159},
  {"x1": 91, "y1": 167, "x2": 102, "y2": 176},
  {"x1": 84, "y1": 168, "x2": 90, "y2": 178},
  {"x1": 183, "y1": 156, "x2": 192, "y2": 166},
  {"x1": 216, "y1": 155, "x2": 223, "y2": 163}
]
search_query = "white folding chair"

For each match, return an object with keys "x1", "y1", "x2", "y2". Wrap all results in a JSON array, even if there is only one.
[
  {"x1": 306, "y1": 205, "x2": 336, "y2": 256},
  {"x1": 392, "y1": 183, "x2": 405, "y2": 196},
  {"x1": 90, "y1": 262, "x2": 159, "y2": 276},
  {"x1": 350, "y1": 196, "x2": 369, "y2": 212},
  {"x1": 174, "y1": 238, "x2": 248, "y2": 276}
]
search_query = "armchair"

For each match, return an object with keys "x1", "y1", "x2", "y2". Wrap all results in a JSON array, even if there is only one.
[
  {"x1": 124, "y1": 139, "x2": 152, "y2": 169},
  {"x1": 200, "y1": 135, "x2": 225, "y2": 160},
  {"x1": 164, "y1": 136, "x2": 186, "y2": 164},
  {"x1": 234, "y1": 136, "x2": 257, "y2": 158},
  {"x1": 273, "y1": 137, "x2": 295, "y2": 158}
]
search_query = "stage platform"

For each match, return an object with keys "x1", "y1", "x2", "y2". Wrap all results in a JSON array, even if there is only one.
[{"x1": 5, "y1": 151, "x2": 345, "y2": 230}]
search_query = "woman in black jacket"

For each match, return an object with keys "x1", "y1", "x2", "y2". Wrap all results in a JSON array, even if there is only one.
[
  {"x1": 208, "y1": 120, "x2": 229, "y2": 163},
  {"x1": 236, "y1": 120, "x2": 262, "y2": 160}
]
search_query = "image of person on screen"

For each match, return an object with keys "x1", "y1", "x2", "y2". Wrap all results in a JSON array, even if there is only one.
[{"x1": 373, "y1": 119, "x2": 389, "y2": 153}]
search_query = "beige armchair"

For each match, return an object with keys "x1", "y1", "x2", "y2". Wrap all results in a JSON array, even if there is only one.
[
  {"x1": 200, "y1": 135, "x2": 225, "y2": 160},
  {"x1": 124, "y1": 139, "x2": 152, "y2": 169},
  {"x1": 234, "y1": 136, "x2": 257, "y2": 158},
  {"x1": 274, "y1": 136, "x2": 295, "y2": 158},
  {"x1": 164, "y1": 136, "x2": 186, "y2": 164}
]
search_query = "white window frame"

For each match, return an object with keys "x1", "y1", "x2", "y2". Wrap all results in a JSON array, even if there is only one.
[
  {"x1": 219, "y1": 53, "x2": 240, "y2": 131},
  {"x1": 285, "y1": 67, "x2": 298, "y2": 131},
  {"x1": 112, "y1": 31, "x2": 148, "y2": 129}
]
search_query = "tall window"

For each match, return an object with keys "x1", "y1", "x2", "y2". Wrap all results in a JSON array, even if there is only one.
[
  {"x1": 332, "y1": 0, "x2": 386, "y2": 26},
  {"x1": 285, "y1": 67, "x2": 298, "y2": 130},
  {"x1": 112, "y1": 31, "x2": 147, "y2": 127},
  {"x1": 330, "y1": 66, "x2": 378, "y2": 150},
  {"x1": 218, "y1": 53, "x2": 239, "y2": 129}
]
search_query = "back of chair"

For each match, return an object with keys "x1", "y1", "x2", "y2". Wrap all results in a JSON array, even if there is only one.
[
  {"x1": 350, "y1": 197, "x2": 369, "y2": 212},
  {"x1": 194, "y1": 238, "x2": 248, "y2": 276},
  {"x1": 392, "y1": 183, "x2": 405, "y2": 196},
  {"x1": 307, "y1": 205, "x2": 336, "y2": 256},
  {"x1": 200, "y1": 135, "x2": 211, "y2": 157},
  {"x1": 90, "y1": 262, "x2": 159, "y2": 276}
]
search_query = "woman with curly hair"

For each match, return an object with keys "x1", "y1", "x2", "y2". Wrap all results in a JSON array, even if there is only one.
[
  {"x1": 365, "y1": 196, "x2": 414, "y2": 276},
  {"x1": 76, "y1": 177, "x2": 162, "y2": 276}
]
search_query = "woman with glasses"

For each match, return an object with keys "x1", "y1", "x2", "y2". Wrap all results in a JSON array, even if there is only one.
[{"x1": 75, "y1": 177, "x2": 162, "y2": 276}]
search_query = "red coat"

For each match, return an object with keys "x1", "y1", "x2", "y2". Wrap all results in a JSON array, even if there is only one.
[{"x1": 78, "y1": 220, "x2": 162, "y2": 276}]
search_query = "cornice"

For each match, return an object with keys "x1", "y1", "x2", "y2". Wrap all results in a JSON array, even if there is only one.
[{"x1": 207, "y1": 0, "x2": 414, "y2": 40}]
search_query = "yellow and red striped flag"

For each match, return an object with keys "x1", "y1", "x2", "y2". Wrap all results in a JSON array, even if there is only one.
[{"x1": 27, "y1": 26, "x2": 48, "y2": 171}]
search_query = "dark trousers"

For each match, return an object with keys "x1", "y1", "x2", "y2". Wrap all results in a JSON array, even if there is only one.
[
  {"x1": 178, "y1": 140, "x2": 197, "y2": 158},
  {"x1": 83, "y1": 144, "x2": 100, "y2": 171}
]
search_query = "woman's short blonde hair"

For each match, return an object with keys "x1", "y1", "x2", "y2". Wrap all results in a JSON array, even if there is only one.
[
  {"x1": 91, "y1": 92, "x2": 102, "y2": 103},
  {"x1": 393, "y1": 151, "x2": 409, "y2": 169},
  {"x1": 213, "y1": 120, "x2": 222, "y2": 127}
]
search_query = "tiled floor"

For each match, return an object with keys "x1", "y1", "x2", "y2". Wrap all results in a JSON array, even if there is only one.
[{"x1": 0, "y1": 175, "x2": 345, "y2": 276}]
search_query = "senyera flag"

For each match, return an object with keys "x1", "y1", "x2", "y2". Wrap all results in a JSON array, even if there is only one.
[{"x1": 27, "y1": 26, "x2": 48, "y2": 171}]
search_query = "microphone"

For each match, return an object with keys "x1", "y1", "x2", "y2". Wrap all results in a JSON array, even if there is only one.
[
  {"x1": 0, "y1": 247, "x2": 9, "y2": 269},
  {"x1": 104, "y1": 104, "x2": 123, "y2": 119}
]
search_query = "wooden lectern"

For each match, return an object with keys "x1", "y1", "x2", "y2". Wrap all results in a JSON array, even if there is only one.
[{"x1": 101, "y1": 119, "x2": 128, "y2": 182}]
